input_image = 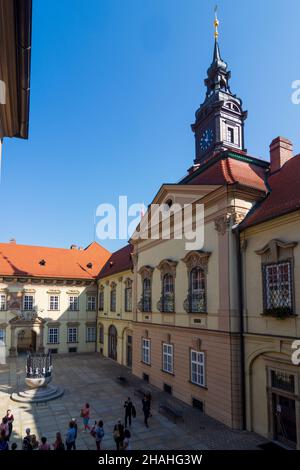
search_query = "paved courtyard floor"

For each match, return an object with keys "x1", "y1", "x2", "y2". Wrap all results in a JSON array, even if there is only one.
[{"x1": 0, "y1": 353, "x2": 267, "y2": 450}]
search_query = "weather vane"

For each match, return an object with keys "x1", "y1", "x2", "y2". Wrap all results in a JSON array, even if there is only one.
[{"x1": 214, "y1": 5, "x2": 219, "y2": 40}]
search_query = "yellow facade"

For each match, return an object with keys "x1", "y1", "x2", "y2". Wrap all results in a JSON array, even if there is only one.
[
  {"x1": 241, "y1": 211, "x2": 300, "y2": 448},
  {"x1": 97, "y1": 269, "x2": 133, "y2": 368}
]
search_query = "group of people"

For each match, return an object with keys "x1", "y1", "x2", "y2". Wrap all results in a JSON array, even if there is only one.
[{"x1": 0, "y1": 393, "x2": 153, "y2": 451}]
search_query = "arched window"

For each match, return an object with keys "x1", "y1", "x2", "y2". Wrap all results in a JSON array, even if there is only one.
[
  {"x1": 108, "y1": 325, "x2": 117, "y2": 360},
  {"x1": 162, "y1": 273, "x2": 174, "y2": 312},
  {"x1": 110, "y1": 283, "x2": 116, "y2": 312},
  {"x1": 189, "y1": 267, "x2": 206, "y2": 312},
  {"x1": 142, "y1": 278, "x2": 151, "y2": 312}
]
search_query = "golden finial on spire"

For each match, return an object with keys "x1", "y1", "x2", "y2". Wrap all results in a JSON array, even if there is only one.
[{"x1": 214, "y1": 5, "x2": 219, "y2": 40}]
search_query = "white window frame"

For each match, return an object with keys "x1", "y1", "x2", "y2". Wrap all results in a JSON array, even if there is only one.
[
  {"x1": 190, "y1": 350, "x2": 206, "y2": 387},
  {"x1": 68, "y1": 327, "x2": 78, "y2": 343},
  {"x1": 49, "y1": 295, "x2": 59, "y2": 311},
  {"x1": 226, "y1": 126, "x2": 234, "y2": 144},
  {"x1": 0, "y1": 294, "x2": 6, "y2": 311},
  {"x1": 125, "y1": 286, "x2": 132, "y2": 312},
  {"x1": 69, "y1": 296, "x2": 79, "y2": 311},
  {"x1": 87, "y1": 295, "x2": 96, "y2": 311},
  {"x1": 23, "y1": 294, "x2": 34, "y2": 311},
  {"x1": 48, "y1": 327, "x2": 59, "y2": 344},
  {"x1": 86, "y1": 326, "x2": 96, "y2": 342},
  {"x1": 162, "y1": 343, "x2": 173, "y2": 374},
  {"x1": 142, "y1": 338, "x2": 151, "y2": 365},
  {"x1": 0, "y1": 328, "x2": 6, "y2": 344}
]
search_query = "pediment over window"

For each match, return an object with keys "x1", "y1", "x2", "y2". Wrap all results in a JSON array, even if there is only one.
[
  {"x1": 181, "y1": 250, "x2": 211, "y2": 274},
  {"x1": 124, "y1": 277, "x2": 133, "y2": 288},
  {"x1": 157, "y1": 259, "x2": 178, "y2": 279},
  {"x1": 138, "y1": 265, "x2": 154, "y2": 280},
  {"x1": 256, "y1": 239, "x2": 297, "y2": 263}
]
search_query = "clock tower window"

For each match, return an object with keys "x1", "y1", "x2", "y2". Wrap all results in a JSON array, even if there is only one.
[{"x1": 227, "y1": 127, "x2": 234, "y2": 144}]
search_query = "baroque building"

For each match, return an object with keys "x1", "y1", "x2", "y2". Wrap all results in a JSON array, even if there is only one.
[{"x1": 0, "y1": 241, "x2": 110, "y2": 357}]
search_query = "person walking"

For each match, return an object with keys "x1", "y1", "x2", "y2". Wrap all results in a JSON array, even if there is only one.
[
  {"x1": 31, "y1": 435, "x2": 39, "y2": 450},
  {"x1": 123, "y1": 429, "x2": 132, "y2": 450},
  {"x1": 142, "y1": 395, "x2": 151, "y2": 428},
  {"x1": 0, "y1": 417, "x2": 9, "y2": 441},
  {"x1": 53, "y1": 432, "x2": 65, "y2": 451},
  {"x1": 81, "y1": 403, "x2": 90, "y2": 432},
  {"x1": 39, "y1": 436, "x2": 50, "y2": 450},
  {"x1": 124, "y1": 397, "x2": 133, "y2": 428},
  {"x1": 0, "y1": 430, "x2": 8, "y2": 451},
  {"x1": 113, "y1": 420, "x2": 124, "y2": 450},
  {"x1": 5, "y1": 410, "x2": 14, "y2": 440},
  {"x1": 66, "y1": 421, "x2": 76, "y2": 450},
  {"x1": 95, "y1": 420, "x2": 104, "y2": 451},
  {"x1": 22, "y1": 428, "x2": 33, "y2": 451},
  {"x1": 71, "y1": 418, "x2": 78, "y2": 449}
]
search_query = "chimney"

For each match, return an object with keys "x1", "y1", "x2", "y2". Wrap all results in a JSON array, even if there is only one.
[
  {"x1": 9, "y1": 238, "x2": 16, "y2": 244},
  {"x1": 270, "y1": 137, "x2": 293, "y2": 173},
  {"x1": 70, "y1": 244, "x2": 77, "y2": 250}
]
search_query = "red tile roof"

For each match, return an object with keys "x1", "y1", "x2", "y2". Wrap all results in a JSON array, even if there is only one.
[
  {"x1": 240, "y1": 154, "x2": 300, "y2": 229},
  {"x1": 99, "y1": 244, "x2": 133, "y2": 279},
  {"x1": 0, "y1": 241, "x2": 111, "y2": 279},
  {"x1": 185, "y1": 156, "x2": 267, "y2": 191}
]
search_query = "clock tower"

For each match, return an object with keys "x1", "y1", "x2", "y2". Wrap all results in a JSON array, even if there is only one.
[{"x1": 192, "y1": 12, "x2": 247, "y2": 166}]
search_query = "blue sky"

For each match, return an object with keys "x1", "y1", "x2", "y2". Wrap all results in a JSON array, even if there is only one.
[{"x1": 1, "y1": 0, "x2": 299, "y2": 252}]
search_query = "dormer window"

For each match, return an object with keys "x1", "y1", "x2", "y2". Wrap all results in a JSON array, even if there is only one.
[{"x1": 39, "y1": 259, "x2": 46, "y2": 266}]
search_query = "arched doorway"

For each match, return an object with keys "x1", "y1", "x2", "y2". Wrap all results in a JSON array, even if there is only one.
[
  {"x1": 108, "y1": 325, "x2": 117, "y2": 361},
  {"x1": 17, "y1": 329, "x2": 37, "y2": 354}
]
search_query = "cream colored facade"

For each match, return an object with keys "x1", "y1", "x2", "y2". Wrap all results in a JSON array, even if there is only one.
[
  {"x1": 0, "y1": 278, "x2": 98, "y2": 357},
  {"x1": 241, "y1": 211, "x2": 300, "y2": 448},
  {"x1": 97, "y1": 269, "x2": 133, "y2": 368},
  {"x1": 130, "y1": 183, "x2": 263, "y2": 428}
]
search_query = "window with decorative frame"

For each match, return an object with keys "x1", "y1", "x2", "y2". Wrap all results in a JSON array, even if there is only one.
[
  {"x1": 162, "y1": 343, "x2": 173, "y2": 374},
  {"x1": 23, "y1": 294, "x2": 34, "y2": 311},
  {"x1": 263, "y1": 261, "x2": 293, "y2": 313},
  {"x1": 157, "y1": 260, "x2": 177, "y2": 313},
  {"x1": 86, "y1": 326, "x2": 96, "y2": 342},
  {"x1": 138, "y1": 266, "x2": 154, "y2": 313},
  {"x1": 67, "y1": 327, "x2": 78, "y2": 343},
  {"x1": 110, "y1": 283, "x2": 116, "y2": 312},
  {"x1": 256, "y1": 239, "x2": 297, "y2": 318},
  {"x1": 182, "y1": 251, "x2": 211, "y2": 313},
  {"x1": 0, "y1": 294, "x2": 6, "y2": 311},
  {"x1": 190, "y1": 350, "x2": 206, "y2": 387},
  {"x1": 69, "y1": 296, "x2": 79, "y2": 311},
  {"x1": 124, "y1": 279, "x2": 132, "y2": 312},
  {"x1": 142, "y1": 338, "x2": 151, "y2": 364},
  {"x1": 87, "y1": 295, "x2": 96, "y2": 311},
  {"x1": 99, "y1": 288, "x2": 104, "y2": 311},
  {"x1": 48, "y1": 327, "x2": 59, "y2": 344},
  {"x1": 49, "y1": 295, "x2": 59, "y2": 311}
]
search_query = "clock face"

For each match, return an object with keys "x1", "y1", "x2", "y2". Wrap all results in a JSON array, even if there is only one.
[{"x1": 199, "y1": 128, "x2": 214, "y2": 152}]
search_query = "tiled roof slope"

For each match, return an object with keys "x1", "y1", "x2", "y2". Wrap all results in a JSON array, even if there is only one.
[
  {"x1": 0, "y1": 241, "x2": 111, "y2": 279},
  {"x1": 180, "y1": 152, "x2": 268, "y2": 192},
  {"x1": 240, "y1": 154, "x2": 300, "y2": 229},
  {"x1": 99, "y1": 244, "x2": 133, "y2": 279}
]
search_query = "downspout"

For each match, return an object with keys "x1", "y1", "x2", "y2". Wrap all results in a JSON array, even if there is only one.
[{"x1": 235, "y1": 225, "x2": 246, "y2": 430}]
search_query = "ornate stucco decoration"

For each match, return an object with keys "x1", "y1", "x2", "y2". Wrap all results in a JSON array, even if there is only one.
[
  {"x1": 181, "y1": 250, "x2": 211, "y2": 274},
  {"x1": 214, "y1": 209, "x2": 246, "y2": 235},
  {"x1": 138, "y1": 265, "x2": 154, "y2": 281},
  {"x1": 110, "y1": 281, "x2": 117, "y2": 289},
  {"x1": 256, "y1": 239, "x2": 298, "y2": 263},
  {"x1": 156, "y1": 259, "x2": 178, "y2": 280},
  {"x1": 124, "y1": 277, "x2": 133, "y2": 288}
]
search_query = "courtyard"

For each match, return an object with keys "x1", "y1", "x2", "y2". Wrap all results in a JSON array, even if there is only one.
[{"x1": 0, "y1": 353, "x2": 267, "y2": 450}]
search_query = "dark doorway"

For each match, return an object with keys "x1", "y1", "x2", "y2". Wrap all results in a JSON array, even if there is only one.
[
  {"x1": 108, "y1": 325, "x2": 117, "y2": 361},
  {"x1": 126, "y1": 334, "x2": 132, "y2": 368},
  {"x1": 17, "y1": 329, "x2": 36, "y2": 354},
  {"x1": 272, "y1": 393, "x2": 297, "y2": 448}
]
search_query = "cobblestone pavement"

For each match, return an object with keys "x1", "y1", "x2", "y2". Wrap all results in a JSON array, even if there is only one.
[{"x1": 0, "y1": 354, "x2": 267, "y2": 450}]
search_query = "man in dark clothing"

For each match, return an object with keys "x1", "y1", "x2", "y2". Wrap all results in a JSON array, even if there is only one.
[
  {"x1": 124, "y1": 397, "x2": 133, "y2": 428},
  {"x1": 142, "y1": 395, "x2": 151, "y2": 427}
]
